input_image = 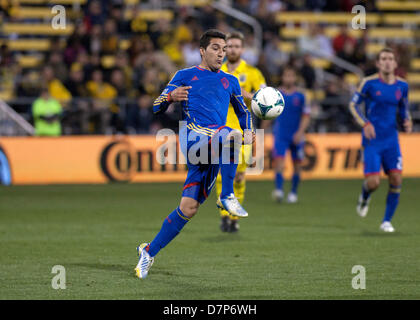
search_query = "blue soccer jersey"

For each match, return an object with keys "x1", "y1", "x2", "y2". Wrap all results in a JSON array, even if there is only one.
[
  {"x1": 153, "y1": 65, "x2": 252, "y2": 203},
  {"x1": 349, "y1": 73, "x2": 411, "y2": 146},
  {"x1": 153, "y1": 65, "x2": 253, "y2": 132},
  {"x1": 349, "y1": 73, "x2": 411, "y2": 175},
  {"x1": 272, "y1": 90, "x2": 309, "y2": 161},
  {"x1": 273, "y1": 90, "x2": 310, "y2": 140}
]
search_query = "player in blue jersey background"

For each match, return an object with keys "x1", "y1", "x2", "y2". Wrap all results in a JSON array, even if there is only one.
[
  {"x1": 270, "y1": 66, "x2": 311, "y2": 204},
  {"x1": 349, "y1": 47, "x2": 412, "y2": 233},
  {"x1": 134, "y1": 30, "x2": 255, "y2": 278}
]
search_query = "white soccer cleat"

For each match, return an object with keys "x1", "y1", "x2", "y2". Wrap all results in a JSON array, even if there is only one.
[
  {"x1": 287, "y1": 192, "x2": 298, "y2": 203},
  {"x1": 356, "y1": 194, "x2": 370, "y2": 218},
  {"x1": 380, "y1": 221, "x2": 395, "y2": 233},
  {"x1": 134, "y1": 243, "x2": 154, "y2": 279},
  {"x1": 272, "y1": 189, "x2": 284, "y2": 202},
  {"x1": 217, "y1": 193, "x2": 248, "y2": 218}
]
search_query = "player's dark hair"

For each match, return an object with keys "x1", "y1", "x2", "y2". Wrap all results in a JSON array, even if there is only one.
[
  {"x1": 199, "y1": 29, "x2": 226, "y2": 50},
  {"x1": 226, "y1": 31, "x2": 245, "y2": 46},
  {"x1": 376, "y1": 47, "x2": 395, "y2": 61},
  {"x1": 281, "y1": 65, "x2": 297, "y2": 75}
]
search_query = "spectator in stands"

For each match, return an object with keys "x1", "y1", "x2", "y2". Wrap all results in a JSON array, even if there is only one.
[
  {"x1": 83, "y1": 0, "x2": 106, "y2": 32},
  {"x1": 32, "y1": 87, "x2": 62, "y2": 137},
  {"x1": 332, "y1": 25, "x2": 356, "y2": 54},
  {"x1": 43, "y1": 65, "x2": 72, "y2": 106},
  {"x1": 0, "y1": 44, "x2": 14, "y2": 68},
  {"x1": 125, "y1": 95, "x2": 155, "y2": 134},
  {"x1": 101, "y1": 19, "x2": 119, "y2": 54},
  {"x1": 298, "y1": 23, "x2": 334, "y2": 58},
  {"x1": 86, "y1": 68, "x2": 116, "y2": 134},
  {"x1": 46, "y1": 51, "x2": 68, "y2": 83},
  {"x1": 299, "y1": 54, "x2": 316, "y2": 89},
  {"x1": 64, "y1": 63, "x2": 91, "y2": 134}
]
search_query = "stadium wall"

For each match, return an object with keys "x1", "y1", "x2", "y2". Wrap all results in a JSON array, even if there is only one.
[{"x1": 0, "y1": 134, "x2": 419, "y2": 185}]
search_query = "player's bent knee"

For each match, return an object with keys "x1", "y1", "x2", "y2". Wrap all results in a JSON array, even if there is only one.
[
  {"x1": 366, "y1": 175, "x2": 380, "y2": 190},
  {"x1": 389, "y1": 172, "x2": 402, "y2": 186},
  {"x1": 179, "y1": 197, "x2": 199, "y2": 218}
]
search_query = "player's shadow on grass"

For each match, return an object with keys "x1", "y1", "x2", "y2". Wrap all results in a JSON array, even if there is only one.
[
  {"x1": 66, "y1": 262, "x2": 130, "y2": 274},
  {"x1": 359, "y1": 230, "x2": 404, "y2": 237},
  {"x1": 200, "y1": 233, "x2": 241, "y2": 243}
]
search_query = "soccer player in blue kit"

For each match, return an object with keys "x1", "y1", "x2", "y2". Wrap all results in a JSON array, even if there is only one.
[
  {"x1": 134, "y1": 30, "x2": 255, "y2": 278},
  {"x1": 271, "y1": 66, "x2": 311, "y2": 203},
  {"x1": 349, "y1": 48, "x2": 412, "y2": 233}
]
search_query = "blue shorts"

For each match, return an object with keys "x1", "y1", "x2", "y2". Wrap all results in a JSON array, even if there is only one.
[
  {"x1": 272, "y1": 137, "x2": 305, "y2": 162},
  {"x1": 363, "y1": 141, "x2": 402, "y2": 176},
  {"x1": 181, "y1": 125, "x2": 237, "y2": 204}
]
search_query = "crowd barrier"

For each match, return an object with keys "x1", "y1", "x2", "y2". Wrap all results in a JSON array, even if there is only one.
[{"x1": 0, "y1": 133, "x2": 419, "y2": 185}]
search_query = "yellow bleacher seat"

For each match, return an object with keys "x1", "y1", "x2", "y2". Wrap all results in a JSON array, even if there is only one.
[
  {"x1": 368, "y1": 28, "x2": 414, "y2": 39},
  {"x1": 366, "y1": 43, "x2": 385, "y2": 55},
  {"x1": 0, "y1": 39, "x2": 51, "y2": 51},
  {"x1": 377, "y1": 0, "x2": 420, "y2": 11},
  {"x1": 277, "y1": 41, "x2": 295, "y2": 53},
  {"x1": 176, "y1": 0, "x2": 209, "y2": 6},
  {"x1": 276, "y1": 12, "x2": 380, "y2": 25},
  {"x1": 13, "y1": 0, "x2": 86, "y2": 4},
  {"x1": 410, "y1": 59, "x2": 420, "y2": 70},
  {"x1": 281, "y1": 26, "x2": 413, "y2": 40},
  {"x1": 10, "y1": 6, "x2": 80, "y2": 19},
  {"x1": 101, "y1": 56, "x2": 116, "y2": 69},
  {"x1": 383, "y1": 14, "x2": 420, "y2": 25},
  {"x1": 305, "y1": 90, "x2": 326, "y2": 102},
  {"x1": 311, "y1": 58, "x2": 331, "y2": 69},
  {"x1": 2, "y1": 23, "x2": 74, "y2": 35},
  {"x1": 17, "y1": 55, "x2": 43, "y2": 68},
  {"x1": 344, "y1": 73, "x2": 361, "y2": 86},
  {"x1": 124, "y1": 9, "x2": 174, "y2": 21},
  {"x1": 406, "y1": 73, "x2": 420, "y2": 84},
  {"x1": 409, "y1": 90, "x2": 420, "y2": 103},
  {"x1": 119, "y1": 39, "x2": 131, "y2": 51}
]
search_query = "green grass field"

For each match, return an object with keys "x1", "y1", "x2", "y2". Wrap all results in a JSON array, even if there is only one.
[{"x1": 1, "y1": 179, "x2": 419, "y2": 300}]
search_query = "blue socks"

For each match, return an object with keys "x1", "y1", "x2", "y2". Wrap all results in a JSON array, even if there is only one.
[
  {"x1": 146, "y1": 207, "x2": 190, "y2": 257},
  {"x1": 275, "y1": 172, "x2": 284, "y2": 191},
  {"x1": 291, "y1": 173, "x2": 300, "y2": 194},
  {"x1": 220, "y1": 143, "x2": 239, "y2": 199},
  {"x1": 361, "y1": 181, "x2": 372, "y2": 201},
  {"x1": 383, "y1": 184, "x2": 401, "y2": 222},
  {"x1": 275, "y1": 172, "x2": 300, "y2": 194}
]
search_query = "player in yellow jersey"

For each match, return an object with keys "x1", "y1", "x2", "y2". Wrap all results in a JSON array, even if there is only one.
[{"x1": 215, "y1": 31, "x2": 266, "y2": 232}]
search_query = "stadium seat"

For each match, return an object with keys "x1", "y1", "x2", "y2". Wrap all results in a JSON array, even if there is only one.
[
  {"x1": 311, "y1": 58, "x2": 331, "y2": 69},
  {"x1": 344, "y1": 73, "x2": 361, "y2": 86},
  {"x1": 383, "y1": 14, "x2": 420, "y2": 25},
  {"x1": 17, "y1": 55, "x2": 43, "y2": 68},
  {"x1": 124, "y1": 10, "x2": 174, "y2": 21},
  {"x1": 406, "y1": 73, "x2": 420, "y2": 85},
  {"x1": 277, "y1": 41, "x2": 295, "y2": 53},
  {"x1": 9, "y1": 6, "x2": 80, "y2": 19},
  {"x1": 411, "y1": 59, "x2": 420, "y2": 70},
  {"x1": 0, "y1": 39, "x2": 51, "y2": 51},
  {"x1": 276, "y1": 12, "x2": 380, "y2": 25},
  {"x1": 409, "y1": 90, "x2": 420, "y2": 103},
  {"x1": 176, "y1": 0, "x2": 209, "y2": 6},
  {"x1": 377, "y1": 0, "x2": 420, "y2": 11},
  {"x1": 2, "y1": 23, "x2": 74, "y2": 35}
]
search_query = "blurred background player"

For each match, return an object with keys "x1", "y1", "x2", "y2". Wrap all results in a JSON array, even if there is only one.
[
  {"x1": 270, "y1": 66, "x2": 310, "y2": 203},
  {"x1": 349, "y1": 48, "x2": 412, "y2": 233},
  {"x1": 215, "y1": 31, "x2": 266, "y2": 233},
  {"x1": 135, "y1": 30, "x2": 254, "y2": 278}
]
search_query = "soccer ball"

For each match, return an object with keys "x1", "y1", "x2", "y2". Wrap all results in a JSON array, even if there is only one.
[{"x1": 251, "y1": 87, "x2": 285, "y2": 120}]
